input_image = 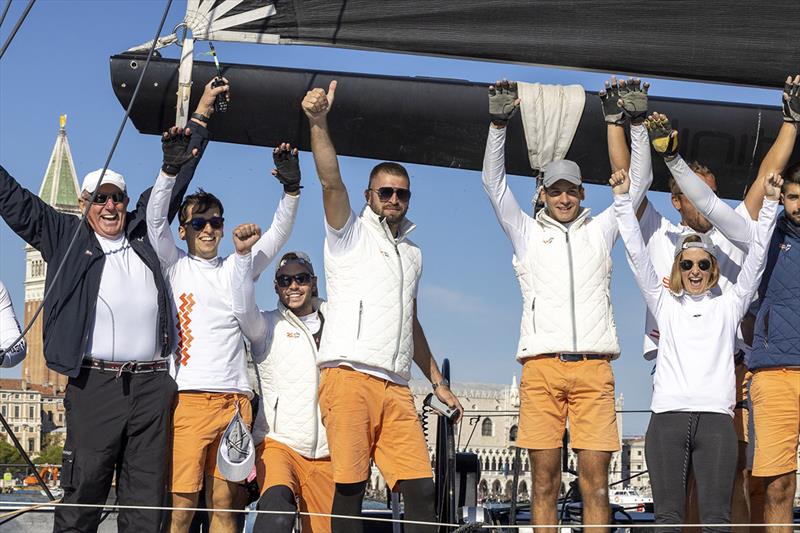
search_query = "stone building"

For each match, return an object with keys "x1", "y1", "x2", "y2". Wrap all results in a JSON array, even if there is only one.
[
  {"x1": 366, "y1": 377, "x2": 624, "y2": 503},
  {"x1": 0, "y1": 379, "x2": 44, "y2": 455},
  {"x1": 22, "y1": 115, "x2": 80, "y2": 394}
]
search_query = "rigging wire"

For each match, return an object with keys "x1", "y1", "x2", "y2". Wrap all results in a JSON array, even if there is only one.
[
  {"x1": 0, "y1": 0, "x2": 35, "y2": 60},
  {"x1": 0, "y1": 0, "x2": 174, "y2": 364},
  {"x1": 0, "y1": 0, "x2": 13, "y2": 31}
]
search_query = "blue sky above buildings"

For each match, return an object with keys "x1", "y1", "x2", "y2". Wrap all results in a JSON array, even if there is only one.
[{"x1": 0, "y1": 1, "x2": 783, "y2": 435}]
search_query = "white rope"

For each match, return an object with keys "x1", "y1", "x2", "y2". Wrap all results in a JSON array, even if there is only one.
[{"x1": 0, "y1": 500, "x2": 796, "y2": 529}]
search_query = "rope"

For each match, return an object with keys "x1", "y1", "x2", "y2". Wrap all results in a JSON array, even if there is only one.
[
  {"x1": 0, "y1": 0, "x2": 35, "y2": 60},
  {"x1": 0, "y1": 501, "x2": 794, "y2": 530}
]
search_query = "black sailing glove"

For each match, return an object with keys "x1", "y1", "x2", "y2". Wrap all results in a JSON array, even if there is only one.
[
  {"x1": 273, "y1": 145, "x2": 302, "y2": 193},
  {"x1": 782, "y1": 76, "x2": 800, "y2": 123},
  {"x1": 488, "y1": 80, "x2": 519, "y2": 127},
  {"x1": 599, "y1": 79, "x2": 624, "y2": 125},
  {"x1": 619, "y1": 78, "x2": 649, "y2": 125},
  {"x1": 161, "y1": 128, "x2": 196, "y2": 175},
  {"x1": 645, "y1": 114, "x2": 679, "y2": 159}
]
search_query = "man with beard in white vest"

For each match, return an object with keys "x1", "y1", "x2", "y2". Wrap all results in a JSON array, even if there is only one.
[{"x1": 301, "y1": 80, "x2": 464, "y2": 533}]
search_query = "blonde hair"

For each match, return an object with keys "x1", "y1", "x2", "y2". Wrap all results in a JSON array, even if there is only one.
[{"x1": 668, "y1": 235, "x2": 720, "y2": 294}]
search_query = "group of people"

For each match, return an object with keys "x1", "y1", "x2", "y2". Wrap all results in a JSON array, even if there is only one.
[{"x1": 0, "y1": 70, "x2": 797, "y2": 533}]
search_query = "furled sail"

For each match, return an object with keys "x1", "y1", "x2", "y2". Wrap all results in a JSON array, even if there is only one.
[
  {"x1": 110, "y1": 54, "x2": 793, "y2": 201},
  {"x1": 131, "y1": 1, "x2": 800, "y2": 89}
]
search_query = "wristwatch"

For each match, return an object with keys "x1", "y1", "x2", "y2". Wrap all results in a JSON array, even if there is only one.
[
  {"x1": 432, "y1": 378, "x2": 450, "y2": 391},
  {"x1": 191, "y1": 112, "x2": 210, "y2": 123}
]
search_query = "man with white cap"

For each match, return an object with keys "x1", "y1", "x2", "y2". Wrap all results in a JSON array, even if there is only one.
[
  {"x1": 0, "y1": 78, "x2": 225, "y2": 532},
  {"x1": 230, "y1": 248, "x2": 334, "y2": 533},
  {"x1": 481, "y1": 80, "x2": 649, "y2": 532}
]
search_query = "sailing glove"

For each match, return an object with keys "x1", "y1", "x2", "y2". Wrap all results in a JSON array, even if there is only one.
[
  {"x1": 782, "y1": 78, "x2": 800, "y2": 122},
  {"x1": 645, "y1": 115, "x2": 679, "y2": 158},
  {"x1": 273, "y1": 146, "x2": 302, "y2": 193},
  {"x1": 599, "y1": 80, "x2": 624, "y2": 125},
  {"x1": 489, "y1": 81, "x2": 519, "y2": 127},
  {"x1": 619, "y1": 79, "x2": 649, "y2": 125},
  {"x1": 161, "y1": 128, "x2": 196, "y2": 175}
]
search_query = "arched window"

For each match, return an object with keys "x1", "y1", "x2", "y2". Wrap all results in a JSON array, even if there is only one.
[
  {"x1": 481, "y1": 418, "x2": 493, "y2": 437},
  {"x1": 491, "y1": 457, "x2": 497, "y2": 471},
  {"x1": 492, "y1": 479, "x2": 502, "y2": 496},
  {"x1": 509, "y1": 425, "x2": 518, "y2": 441}
]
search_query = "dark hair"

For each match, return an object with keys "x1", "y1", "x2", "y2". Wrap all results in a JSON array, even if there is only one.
[
  {"x1": 179, "y1": 189, "x2": 224, "y2": 224},
  {"x1": 368, "y1": 162, "x2": 410, "y2": 188},
  {"x1": 783, "y1": 162, "x2": 800, "y2": 190}
]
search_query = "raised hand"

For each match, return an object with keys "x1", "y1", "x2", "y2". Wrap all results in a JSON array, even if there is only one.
[
  {"x1": 644, "y1": 112, "x2": 679, "y2": 159},
  {"x1": 161, "y1": 126, "x2": 198, "y2": 176},
  {"x1": 272, "y1": 142, "x2": 302, "y2": 194},
  {"x1": 488, "y1": 79, "x2": 520, "y2": 127},
  {"x1": 618, "y1": 78, "x2": 649, "y2": 125},
  {"x1": 782, "y1": 74, "x2": 800, "y2": 123},
  {"x1": 609, "y1": 168, "x2": 631, "y2": 195},
  {"x1": 195, "y1": 77, "x2": 230, "y2": 120},
  {"x1": 599, "y1": 76, "x2": 624, "y2": 125},
  {"x1": 302, "y1": 80, "x2": 337, "y2": 122},
  {"x1": 764, "y1": 172, "x2": 784, "y2": 201},
  {"x1": 233, "y1": 223, "x2": 262, "y2": 255}
]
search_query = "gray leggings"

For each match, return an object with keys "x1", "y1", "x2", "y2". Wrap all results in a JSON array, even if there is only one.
[{"x1": 645, "y1": 412, "x2": 738, "y2": 533}]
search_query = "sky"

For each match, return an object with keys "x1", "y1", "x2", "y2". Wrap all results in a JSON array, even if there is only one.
[{"x1": 0, "y1": 0, "x2": 784, "y2": 436}]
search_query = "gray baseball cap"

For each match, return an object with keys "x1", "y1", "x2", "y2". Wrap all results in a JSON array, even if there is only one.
[
  {"x1": 276, "y1": 251, "x2": 314, "y2": 275},
  {"x1": 674, "y1": 232, "x2": 718, "y2": 259},
  {"x1": 542, "y1": 159, "x2": 582, "y2": 187},
  {"x1": 216, "y1": 407, "x2": 255, "y2": 482}
]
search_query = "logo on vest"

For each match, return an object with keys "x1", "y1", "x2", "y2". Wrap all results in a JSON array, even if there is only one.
[
  {"x1": 286, "y1": 332, "x2": 301, "y2": 338},
  {"x1": 779, "y1": 243, "x2": 792, "y2": 252},
  {"x1": 542, "y1": 237, "x2": 554, "y2": 244},
  {"x1": 380, "y1": 251, "x2": 390, "y2": 258}
]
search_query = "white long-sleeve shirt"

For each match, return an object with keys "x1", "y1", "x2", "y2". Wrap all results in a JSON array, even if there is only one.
[
  {"x1": 0, "y1": 281, "x2": 26, "y2": 368},
  {"x1": 628, "y1": 124, "x2": 753, "y2": 360},
  {"x1": 615, "y1": 192, "x2": 778, "y2": 415},
  {"x1": 146, "y1": 171, "x2": 298, "y2": 393}
]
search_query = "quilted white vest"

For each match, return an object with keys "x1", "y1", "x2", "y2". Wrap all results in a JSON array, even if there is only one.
[
  {"x1": 318, "y1": 206, "x2": 422, "y2": 380},
  {"x1": 252, "y1": 300, "x2": 329, "y2": 459},
  {"x1": 514, "y1": 207, "x2": 620, "y2": 361}
]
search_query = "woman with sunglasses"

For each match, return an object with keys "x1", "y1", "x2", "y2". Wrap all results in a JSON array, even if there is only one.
[{"x1": 610, "y1": 168, "x2": 782, "y2": 532}]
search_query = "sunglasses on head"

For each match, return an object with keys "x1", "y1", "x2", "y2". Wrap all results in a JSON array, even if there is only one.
[
  {"x1": 679, "y1": 259, "x2": 712, "y2": 272},
  {"x1": 87, "y1": 192, "x2": 126, "y2": 204},
  {"x1": 275, "y1": 272, "x2": 313, "y2": 288},
  {"x1": 370, "y1": 187, "x2": 411, "y2": 202},
  {"x1": 184, "y1": 216, "x2": 224, "y2": 231}
]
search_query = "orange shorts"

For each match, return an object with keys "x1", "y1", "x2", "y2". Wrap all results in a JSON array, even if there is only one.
[
  {"x1": 318, "y1": 367, "x2": 432, "y2": 488},
  {"x1": 170, "y1": 391, "x2": 253, "y2": 493},
  {"x1": 518, "y1": 357, "x2": 620, "y2": 452},
  {"x1": 750, "y1": 368, "x2": 800, "y2": 477},
  {"x1": 255, "y1": 438, "x2": 334, "y2": 533},
  {"x1": 733, "y1": 364, "x2": 750, "y2": 443}
]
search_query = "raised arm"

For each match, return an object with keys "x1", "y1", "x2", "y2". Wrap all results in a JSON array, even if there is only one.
[
  {"x1": 0, "y1": 281, "x2": 26, "y2": 368},
  {"x1": 610, "y1": 170, "x2": 665, "y2": 315},
  {"x1": 482, "y1": 80, "x2": 532, "y2": 257},
  {"x1": 646, "y1": 112, "x2": 754, "y2": 251},
  {"x1": 231, "y1": 224, "x2": 270, "y2": 363},
  {"x1": 302, "y1": 81, "x2": 351, "y2": 230},
  {"x1": 251, "y1": 143, "x2": 302, "y2": 277},
  {"x1": 743, "y1": 75, "x2": 800, "y2": 218},
  {"x1": 146, "y1": 169, "x2": 183, "y2": 268},
  {"x1": 0, "y1": 165, "x2": 77, "y2": 261},
  {"x1": 730, "y1": 175, "x2": 782, "y2": 319}
]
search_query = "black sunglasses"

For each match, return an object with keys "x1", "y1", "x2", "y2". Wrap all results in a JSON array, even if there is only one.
[
  {"x1": 184, "y1": 216, "x2": 224, "y2": 231},
  {"x1": 86, "y1": 192, "x2": 127, "y2": 204},
  {"x1": 275, "y1": 273, "x2": 314, "y2": 288},
  {"x1": 679, "y1": 259, "x2": 712, "y2": 272},
  {"x1": 370, "y1": 187, "x2": 411, "y2": 202}
]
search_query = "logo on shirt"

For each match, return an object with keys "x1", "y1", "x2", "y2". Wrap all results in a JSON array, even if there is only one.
[
  {"x1": 175, "y1": 292, "x2": 196, "y2": 366},
  {"x1": 286, "y1": 332, "x2": 301, "y2": 339},
  {"x1": 542, "y1": 237, "x2": 554, "y2": 244}
]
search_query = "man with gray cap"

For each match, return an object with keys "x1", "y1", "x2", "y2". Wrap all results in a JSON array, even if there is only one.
[
  {"x1": 481, "y1": 80, "x2": 648, "y2": 532},
  {"x1": 0, "y1": 78, "x2": 225, "y2": 532}
]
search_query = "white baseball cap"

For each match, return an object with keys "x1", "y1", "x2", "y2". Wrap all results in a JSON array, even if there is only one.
[
  {"x1": 216, "y1": 406, "x2": 255, "y2": 482},
  {"x1": 674, "y1": 232, "x2": 718, "y2": 259},
  {"x1": 81, "y1": 168, "x2": 126, "y2": 194}
]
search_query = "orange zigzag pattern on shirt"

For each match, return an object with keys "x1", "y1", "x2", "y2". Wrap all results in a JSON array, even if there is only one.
[{"x1": 175, "y1": 292, "x2": 196, "y2": 366}]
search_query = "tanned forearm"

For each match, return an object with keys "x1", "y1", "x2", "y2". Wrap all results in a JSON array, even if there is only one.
[
  {"x1": 607, "y1": 124, "x2": 631, "y2": 173},
  {"x1": 744, "y1": 122, "x2": 798, "y2": 219}
]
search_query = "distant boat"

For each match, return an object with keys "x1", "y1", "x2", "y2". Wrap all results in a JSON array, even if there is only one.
[{"x1": 609, "y1": 487, "x2": 652, "y2": 513}]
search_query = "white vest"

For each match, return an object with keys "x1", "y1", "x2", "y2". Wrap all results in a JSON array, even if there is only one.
[
  {"x1": 514, "y1": 208, "x2": 620, "y2": 361},
  {"x1": 252, "y1": 300, "x2": 329, "y2": 459},
  {"x1": 318, "y1": 206, "x2": 422, "y2": 380}
]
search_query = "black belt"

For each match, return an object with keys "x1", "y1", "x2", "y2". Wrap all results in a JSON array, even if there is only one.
[
  {"x1": 533, "y1": 353, "x2": 612, "y2": 362},
  {"x1": 82, "y1": 357, "x2": 168, "y2": 377}
]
